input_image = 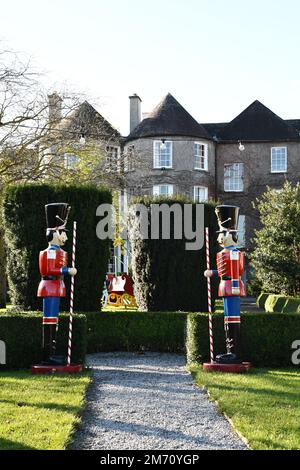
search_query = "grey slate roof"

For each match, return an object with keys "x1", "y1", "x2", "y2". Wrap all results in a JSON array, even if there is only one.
[
  {"x1": 217, "y1": 100, "x2": 300, "y2": 142},
  {"x1": 56, "y1": 101, "x2": 120, "y2": 140},
  {"x1": 126, "y1": 93, "x2": 212, "y2": 142}
]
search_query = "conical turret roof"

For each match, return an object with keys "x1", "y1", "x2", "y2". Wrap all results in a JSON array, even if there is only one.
[{"x1": 126, "y1": 93, "x2": 212, "y2": 142}]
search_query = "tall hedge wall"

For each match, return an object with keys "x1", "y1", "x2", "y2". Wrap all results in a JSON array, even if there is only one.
[
  {"x1": 187, "y1": 312, "x2": 300, "y2": 367},
  {"x1": 2, "y1": 184, "x2": 111, "y2": 311},
  {"x1": 0, "y1": 313, "x2": 86, "y2": 369},
  {"x1": 128, "y1": 197, "x2": 219, "y2": 311}
]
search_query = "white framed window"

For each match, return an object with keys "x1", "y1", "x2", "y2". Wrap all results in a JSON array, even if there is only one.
[
  {"x1": 153, "y1": 141, "x2": 173, "y2": 168},
  {"x1": 64, "y1": 153, "x2": 80, "y2": 169},
  {"x1": 271, "y1": 147, "x2": 287, "y2": 173},
  {"x1": 124, "y1": 145, "x2": 135, "y2": 172},
  {"x1": 194, "y1": 142, "x2": 208, "y2": 170},
  {"x1": 106, "y1": 145, "x2": 120, "y2": 170},
  {"x1": 194, "y1": 186, "x2": 208, "y2": 202},
  {"x1": 237, "y1": 215, "x2": 246, "y2": 248},
  {"x1": 153, "y1": 184, "x2": 174, "y2": 196},
  {"x1": 224, "y1": 163, "x2": 244, "y2": 192}
]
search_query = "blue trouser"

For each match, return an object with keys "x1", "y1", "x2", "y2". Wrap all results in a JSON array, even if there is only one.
[
  {"x1": 43, "y1": 297, "x2": 60, "y2": 324},
  {"x1": 223, "y1": 297, "x2": 240, "y2": 323}
]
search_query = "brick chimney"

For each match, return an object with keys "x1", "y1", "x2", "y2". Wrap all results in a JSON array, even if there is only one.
[
  {"x1": 129, "y1": 94, "x2": 142, "y2": 132},
  {"x1": 48, "y1": 92, "x2": 62, "y2": 124}
]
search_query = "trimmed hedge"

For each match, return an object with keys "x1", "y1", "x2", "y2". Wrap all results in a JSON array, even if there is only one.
[
  {"x1": 257, "y1": 293, "x2": 271, "y2": 310},
  {"x1": 187, "y1": 312, "x2": 300, "y2": 367},
  {"x1": 84, "y1": 311, "x2": 188, "y2": 353},
  {"x1": 3, "y1": 184, "x2": 111, "y2": 311},
  {"x1": 128, "y1": 197, "x2": 219, "y2": 311},
  {"x1": 0, "y1": 313, "x2": 86, "y2": 369},
  {"x1": 258, "y1": 293, "x2": 300, "y2": 313}
]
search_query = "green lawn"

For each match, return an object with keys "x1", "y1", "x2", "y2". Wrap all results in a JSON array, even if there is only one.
[
  {"x1": 189, "y1": 365, "x2": 300, "y2": 450},
  {"x1": 0, "y1": 371, "x2": 90, "y2": 450}
]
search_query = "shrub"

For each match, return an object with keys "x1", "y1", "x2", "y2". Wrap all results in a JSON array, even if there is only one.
[
  {"x1": 2, "y1": 184, "x2": 111, "y2": 311},
  {"x1": 84, "y1": 311, "x2": 188, "y2": 353},
  {"x1": 265, "y1": 295, "x2": 288, "y2": 313},
  {"x1": 186, "y1": 312, "x2": 300, "y2": 367},
  {"x1": 282, "y1": 298, "x2": 300, "y2": 313},
  {"x1": 251, "y1": 182, "x2": 300, "y2": 296},
  {"x1": 259, "y1": 293, "x2": 300, "y2": 313},
  {"x1": 257, "y1": 293, "x2": 270, "y2": 310},
  {"x1": 128, "y1": 197, "x2": 219, "y2": 311},
  {"x1": 0, "y1": 313, "x2": 86, "y2": 369}
]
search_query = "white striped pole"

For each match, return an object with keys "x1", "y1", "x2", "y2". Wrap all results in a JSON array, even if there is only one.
[
  {"x1": 67, "y1": 221, "x2": 77, "y2": 366},
  {"x1": 205, "y1": 227, "x2": 214, "y2": 363}
]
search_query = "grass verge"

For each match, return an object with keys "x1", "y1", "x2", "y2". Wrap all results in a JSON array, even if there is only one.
[
  {"x1": 189, "y1": 365, "x2": 300, "y2": 450},
  {"x1": 0, "y1": 370, "x2": 90, "y2": 450}
]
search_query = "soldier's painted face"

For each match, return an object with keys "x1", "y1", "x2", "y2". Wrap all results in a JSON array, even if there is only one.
[
  {"x1": 58, "y1": 230, "x2": 68, "y2": 246},
  {"x1": 50, "y1": 230, "x2": 68, "y2": 246},
  {"x1": 218, "y1": 231, "x2": 237, "y2": 248}
]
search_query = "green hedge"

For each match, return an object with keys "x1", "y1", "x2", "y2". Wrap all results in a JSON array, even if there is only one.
[
  {"x1": 84, "y1": 311, "x2": 188, "y2": 353},
  {"x1": 257, "y1": 293, "x2": 271, "y2": 310},
  {"x1": 0, "y1": 313, "x2": 86, "y2": 369},
  {"x1": 2, "y1": 184, "x2": 111, "y2": 311},
  {"x1": 187, "y1": 312, "x2": 300, "y2": 367},
  {"x1": 259, "y1": 293, "x2": 300, "y2": 313},
  {"x1": 128, "y1": 197, "x2": 219, "y2": 311}
]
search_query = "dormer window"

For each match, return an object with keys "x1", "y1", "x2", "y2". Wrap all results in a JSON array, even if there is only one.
[
  {"x1": 153, "y1": 141, "x2": 172, "y2": 168},
  {"x1": 194, "y1": 142, "x2": 208, "y2": 171}
]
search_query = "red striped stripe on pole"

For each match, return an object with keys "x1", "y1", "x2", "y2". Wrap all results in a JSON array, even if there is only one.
[
  {"x1": 67, "y1": 221, "x2": 77, "y2": 366},
  {"x1": 205, "y1": 227, "x2": 214, "y2": 363}
]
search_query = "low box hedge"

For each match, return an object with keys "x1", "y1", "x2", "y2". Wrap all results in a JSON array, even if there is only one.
[
  {"x1": 186, "y1": 312, "x2": 300, "y2": 367},
  {"x1": 0, "y1": 313, "x2": 87, "y2": 369},
  {"x1": 84, "y1": 311, "x2": 188, "y2": 353},
  {"x1": 259, "y1": 293, "x2": 300, "y2": 313},
  {"x1": 257, "y1": 293, "x2": 271, "y2": 310}
]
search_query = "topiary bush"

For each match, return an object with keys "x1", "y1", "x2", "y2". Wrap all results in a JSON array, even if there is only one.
[
  {"x1": 260, "y1": 293, "x2": 300, "y2": 313},
  {"x1": 282, "y1": 297, "x2": 300, "y2": 313},
  {"x1": 186, "y1": 312, "x2": 300, "y2": 367},
  {"x1": 0, "y1": 313, "x2": 86, "y2": 369},
  {"x1": 257, "y1": 293, "x2": 271, "y2": 310},
  {"x1": 2, "y1": 184, "x2": 111, "y2": 311},
  {"x1": 128, "y1": 196, "x2": 219, "y2": 311}
]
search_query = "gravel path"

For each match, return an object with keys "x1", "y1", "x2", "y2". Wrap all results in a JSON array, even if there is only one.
[{"x1": 72, "y1": 352, "x2": 248, "y2": 450}]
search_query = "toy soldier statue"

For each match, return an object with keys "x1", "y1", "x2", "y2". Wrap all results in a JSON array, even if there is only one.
[
  {"x1": 37, "y1": 203, "x2": 77, "y2": 365},
  {"x1": 204, "y1": 205, "x2": 246, "y2": 364}
]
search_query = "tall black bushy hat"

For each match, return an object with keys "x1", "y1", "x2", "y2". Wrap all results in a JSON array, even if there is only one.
[
  {"x1": 215, "y1": 205, "x2": 239, "y2": 233},
  {"x1": 45, "y1": 203, "x2": 70, "y2": 230}
]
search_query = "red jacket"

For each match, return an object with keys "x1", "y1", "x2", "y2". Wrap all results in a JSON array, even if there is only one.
[
  {"x1": 37, "y1": 246, "x2": 68, "y2": 297},
  {"x1": 216, "y1": 248, "x2": 246, "y2": 297}
]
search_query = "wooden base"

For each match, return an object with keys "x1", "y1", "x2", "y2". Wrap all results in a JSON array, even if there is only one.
[
  {"x1": 31, "y1": 364, "x2": 82, "y2": 375},
  {"x1": 203, "y1": 362, "x2": 252, "y2": 373}
]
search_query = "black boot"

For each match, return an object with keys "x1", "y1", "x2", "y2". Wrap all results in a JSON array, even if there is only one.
[
  {"x1": 42, "y1": 323, "x2": 66, "y2": 366},
  {"x1": 216, "y1": 322, "x2": 242, "y2": 364}
]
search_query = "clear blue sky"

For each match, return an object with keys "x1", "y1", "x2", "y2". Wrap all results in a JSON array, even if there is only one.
[{"x1": 1, "y1": 0, "x2": 300, "y2": 134}]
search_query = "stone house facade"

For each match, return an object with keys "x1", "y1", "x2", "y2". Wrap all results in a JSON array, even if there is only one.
[{"x1": 123, "y1": 94, "x2": 300, "y2": 252}]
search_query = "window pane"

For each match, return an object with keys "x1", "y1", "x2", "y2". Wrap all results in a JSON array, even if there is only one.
[
  {"x1": 194, "y1": 143, "x2": 207, "y2": 170},
  {"x1": 154, "y1": 141, "x2": 172, "y2": 167},
  {"x1": 194, "y1": 186, "x2": 208, "y2": 202},
  {"x1": 271, "y1": 147, "x2": 287, "y2": 172},
  {"x1": 153, "y1": 184, "x2": 173, "y2": 196},
  {"x1": 224, "y1": 163, "x2": 244, "y2": 191}
]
